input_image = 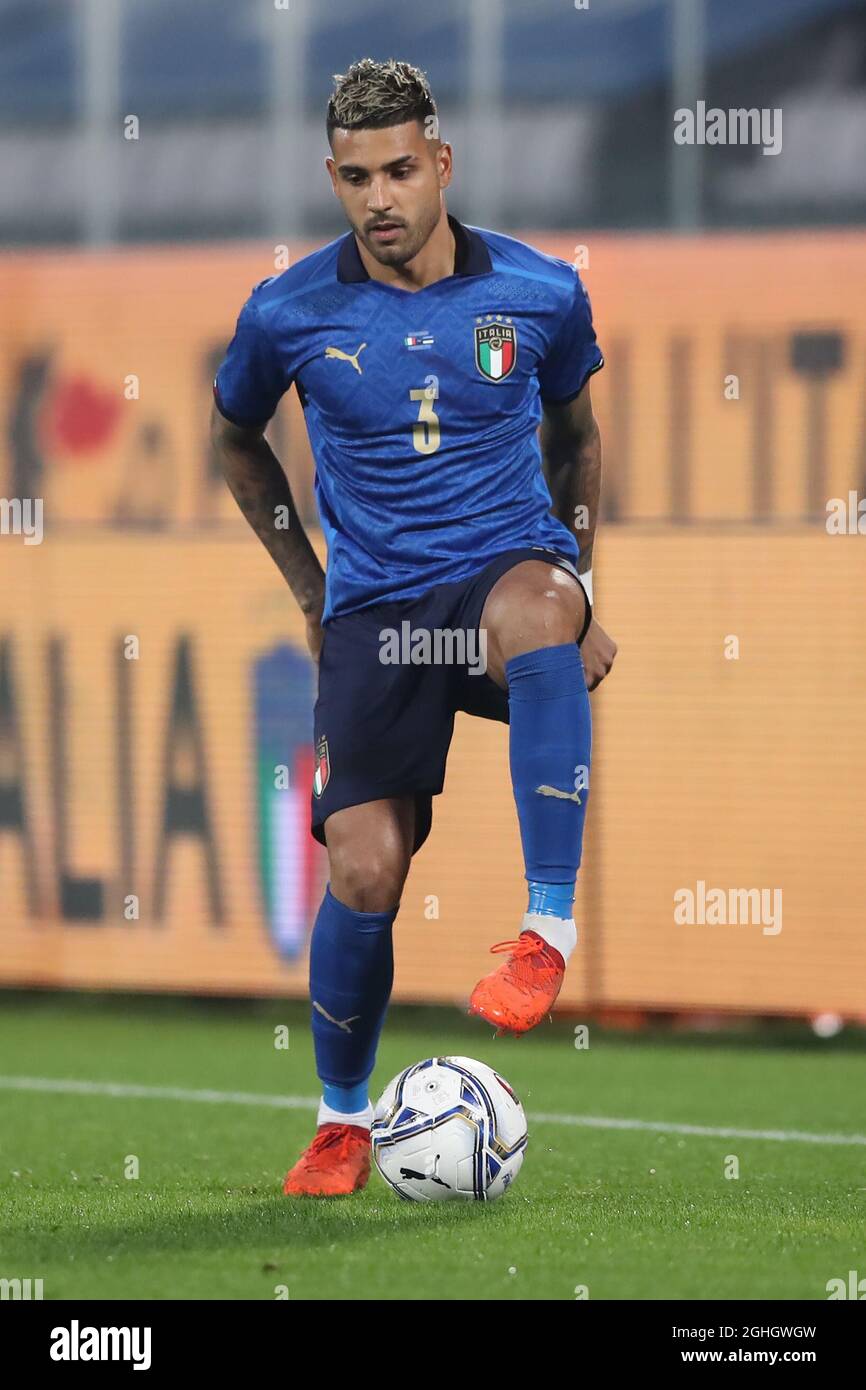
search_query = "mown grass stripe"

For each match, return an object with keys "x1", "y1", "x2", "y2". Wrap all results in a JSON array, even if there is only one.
[{"x1": 2, "y1": 1075, "x2": 864, "y2": 1146}]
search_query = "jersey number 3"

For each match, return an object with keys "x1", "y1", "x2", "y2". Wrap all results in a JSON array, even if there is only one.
[{"x1": 409, "y1": 381, "x2": 440, "y2": 456}]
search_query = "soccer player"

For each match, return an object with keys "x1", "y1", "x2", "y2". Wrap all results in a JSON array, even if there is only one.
[{"x1": 211, "y1": 59, "x2": 617, "y2": 1197}]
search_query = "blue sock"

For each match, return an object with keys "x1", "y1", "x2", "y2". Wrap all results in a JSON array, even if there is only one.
[
  {"x1": 322, "y1": 1080, "x2": 369, "y2": 1113},
  {"x1": 309, "y1": 885, "x2": 396, "y2": 1109},
  {"x1": 528, "y1": 881, "x2": 575, "y2": 918},
  {"x1": 506, "y1": 643, "x2": 591, "y2": 896}
]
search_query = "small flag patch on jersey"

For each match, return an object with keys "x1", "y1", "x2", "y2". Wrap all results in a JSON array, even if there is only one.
[
  {"x1": 404, "y1": 333, "x2": 435, "y2": 350},
  {"x1": 313, "y1": 735, "x2": 330, "y2": 798},
  {"x1": 475, "y1": 321, "x2": 517, "y2": 381}
]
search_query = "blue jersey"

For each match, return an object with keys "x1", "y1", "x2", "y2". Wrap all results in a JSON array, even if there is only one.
[{"x1": 214, "y1": 215, "x2": 603, "y2": 622}]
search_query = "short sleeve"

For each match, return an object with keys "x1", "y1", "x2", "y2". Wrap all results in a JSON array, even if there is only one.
[
  {"x1": 213, "y1": 290, "x2": 289, "y2": 428},
  {"x1": 537, "y1": 273, "x2": 604, "y2": 406}
]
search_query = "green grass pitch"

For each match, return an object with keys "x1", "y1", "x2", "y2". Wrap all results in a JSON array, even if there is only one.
[{"x1": 1, "y1": 993, "x2": 864, "y2": 1301}]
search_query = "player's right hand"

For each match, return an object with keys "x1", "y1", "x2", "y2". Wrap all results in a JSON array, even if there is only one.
[{"x1": 305, "y1": 615, "x2": 324, "y2": 665}]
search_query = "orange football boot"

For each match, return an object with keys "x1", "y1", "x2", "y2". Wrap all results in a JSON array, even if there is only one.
[
  {"x1": 282, "y1": 1122, "x2": 371, "y2": 1197},
  {"x1": 468, "y1": 930, "x2": 566, "y2": 1035}
]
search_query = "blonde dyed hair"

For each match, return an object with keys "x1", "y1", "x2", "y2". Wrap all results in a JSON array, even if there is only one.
[{"x1": 327, "y1": 58, "x2": 437, "y2": 136}]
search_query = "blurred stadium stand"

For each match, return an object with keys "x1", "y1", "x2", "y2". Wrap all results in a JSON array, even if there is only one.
[{"x1": 0, "y1": 0, "x2": 865, "y2": 243}]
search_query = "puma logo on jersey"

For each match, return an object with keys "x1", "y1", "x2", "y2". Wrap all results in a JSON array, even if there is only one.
[
  {"x1": 535, "y1": 784, "x2": 582, "y2": 803},
  {"x1": 313, "y1": 1000, "x2": 361, "y2": 1033},
  {"x1": 324, "y1": 343, "x2": 367, "y2": 375}
]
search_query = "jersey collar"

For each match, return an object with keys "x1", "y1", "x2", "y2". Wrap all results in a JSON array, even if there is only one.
[{"x1": 336, "y1": 214, "x2": 491, "y2": 284}]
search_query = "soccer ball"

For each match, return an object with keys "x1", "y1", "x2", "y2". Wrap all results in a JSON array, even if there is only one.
[{"x1": 371, "y1": 1056, "x2": 527, "y2": 1202}]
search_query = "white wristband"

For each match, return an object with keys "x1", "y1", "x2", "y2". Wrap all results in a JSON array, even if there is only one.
[{"x1": 579, "y1": 568, "x2": 593, "y2": 605}]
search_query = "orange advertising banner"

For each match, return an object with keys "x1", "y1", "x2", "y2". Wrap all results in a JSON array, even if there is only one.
[
  {"x1": 0, "y1": 231, "x2": 865, "y2": 528},
  {"x1": 1, "y1": 234, "x2": 865, "y2": 1014},
  {"x1": 1, "y1": 531, "x2": 865, "y2": 1015}
]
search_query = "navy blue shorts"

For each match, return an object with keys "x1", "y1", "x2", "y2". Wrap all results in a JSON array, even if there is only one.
[{"x1": 311, "y1": 547, "x2": 590, "y2": 853}]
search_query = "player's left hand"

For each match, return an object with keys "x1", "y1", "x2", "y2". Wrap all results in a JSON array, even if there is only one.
[{"x1": 579, "y1": 617, "x2": 617, "y2": 691}]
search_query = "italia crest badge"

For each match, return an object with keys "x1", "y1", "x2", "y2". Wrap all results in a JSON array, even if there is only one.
[
  {"x1": 474, "y1": 318, "x2": 517, "y2": 382},
  {"x1": 313, "y1": 735, "x2": 330, "y2": 798}
]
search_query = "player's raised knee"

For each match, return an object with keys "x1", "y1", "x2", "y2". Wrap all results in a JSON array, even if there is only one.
[{"x1": 487, "y1": 582, "x2": 582, "y2": 665}]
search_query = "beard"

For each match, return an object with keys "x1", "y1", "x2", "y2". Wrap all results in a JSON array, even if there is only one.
[{"x1": 357, "y1": 202, "x2": 442, "y2": 270}]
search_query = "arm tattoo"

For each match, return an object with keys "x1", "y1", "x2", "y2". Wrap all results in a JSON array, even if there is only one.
[
  {"x1": 541, "y1": 408, "x2": 602, "y2": 574},
  {"x1": 214, "y1": 421, "x2": 325, "y2": 618}
]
